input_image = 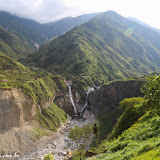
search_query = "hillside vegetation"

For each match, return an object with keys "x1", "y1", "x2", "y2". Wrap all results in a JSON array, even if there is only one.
[
  {"x1": 0, "y1": 11, "x2": 97, "y2": 49},
  {"x1": 0, "y1": 26, "x2": 33, "y2": 59},
  {"x1": 0, "y1": 53, "x2": 67, "y2": 130},
  {"x1": 24, "y1": 11, "x2": 160, "y2": 85},
  {"x1": 84, "y1": 74, "x2": 160, "y2": 160},
  {"x1": 88, "y1": 111, "x2": 160, "y2": 160}
]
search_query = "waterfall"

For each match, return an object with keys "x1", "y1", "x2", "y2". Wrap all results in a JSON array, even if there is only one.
[
  {"x1": 80, "y1": 92, "x2": 89, "y2": 115},
  {"x1": 38, "y1": 105, "x2": 42, "y2": 113},
  {"x1": 80, "y1": 87, "x2": 94, "y2": 116},
  {"x1": 68, "y1": 85, "x2": 77, "y2": 116}
]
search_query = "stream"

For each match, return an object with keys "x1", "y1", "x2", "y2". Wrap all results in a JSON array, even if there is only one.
[
  {"x1": 17, "y1": 86, "x2": 95, "y2": 160},
  {"x1": 18, "y1": 115, "x2": 96, "y2": 160}
]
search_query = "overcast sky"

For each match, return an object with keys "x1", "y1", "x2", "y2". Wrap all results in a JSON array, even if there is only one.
[{"x1": 0, "y1": 0, "x2": 160, "y2": 29}]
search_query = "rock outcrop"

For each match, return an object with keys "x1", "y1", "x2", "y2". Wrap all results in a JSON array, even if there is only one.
[
  {"x1": 55, "y1": 88, "x2": 86, "y2": 116},
  {"x1": 88, "y1": 80, "x2": 144, "y2": 114},
  {"x1": 0, "y1": 88, "x2": 36, "y2": 131},
  {"x1": 87, "y1": 79, "x2": 144, "y2": 139}
]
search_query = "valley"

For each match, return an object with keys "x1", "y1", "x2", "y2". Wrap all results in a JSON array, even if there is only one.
[
  {"x1": 0, "y1": 9, "x2": 160, "y2": 160},
  {"x1": 19, "y1": 116, "x2": 96, "y2": 160}
]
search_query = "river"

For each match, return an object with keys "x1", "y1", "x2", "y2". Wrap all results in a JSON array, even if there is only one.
[{"x1": 18, "y1": 115, "x2": 96, "y2": 160}]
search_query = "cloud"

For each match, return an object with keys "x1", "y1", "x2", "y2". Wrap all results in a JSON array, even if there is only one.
[
  {"x1": 0, "y1": 0, "x2": 85, "y2": 23},
  {"x1": 0, "y1": 0, "x2": 160, "y2": 29}
]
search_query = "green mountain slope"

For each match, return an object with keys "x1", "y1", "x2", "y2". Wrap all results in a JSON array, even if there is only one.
[
  {"x1": 25, "y1": 11, "x2": 160, "y2": 84},
  {"x1": 0, "y1": 11, "x2": 43, "y2": 46},
  {"x1": 128, "y1": 17, "x2": 160, "y2": 33},
  {"x1": 42, "y1": 13, "x2": 99, "y2": 40},
  {"x1": 87, "y1": 111, "x2": 160, "y2": 160},
  {"x1": 0, "y1": 52, "x2": 38, "y2": 88},
  {"x1": 0, "y1": 52, "x2": 67, "y2": 130},
  {"x1": 0, "y1": 11, "x2": 97, "y2": 49},
  {"x1": 0, "y1": 26, "x2": 33, "y2": 59}
]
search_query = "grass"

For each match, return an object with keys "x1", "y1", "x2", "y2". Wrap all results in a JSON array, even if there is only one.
[
  {"x1": 37, "y1": 103, "x2": 68, "y2": 131},
  {"x1": 31, "y1": 128, "x2": 49, "y2": 141},
  {"x1": 110, "y1": 98, "x2": 145, "y2": 139},
  {"x1": 88, "y1": 111, "x2": 160, "y2": 160},
  {"x1": 72, "y1": 150, "x2": 86, "y2": 160},
  {"x1": 0, "y1": 53, "x2": 68, "y2": 131},
  {"x1": 132, "y1": 147, "x2": 160, "y2": 160},
  {"x1": 0, "y1": 26, "x2": 33, "y2": 60},
  {"x1": 24, "y1": 11, "x2": 160, "y2": 86}
]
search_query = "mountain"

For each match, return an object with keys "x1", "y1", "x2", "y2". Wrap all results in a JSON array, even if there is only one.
[
  {"x1": 0, "y1": 25, "x2": 33, "y2": 59},
  {"x1": 0, "y1": 11, "x2": 43, "y2": 50},
  {"x1": 24, "y1": 11, "x2": 160, "y2": 84},
  {"x1": 0, "y1": 11, "x2": 98, "y2": 50},
  {"x1": 87, "y1": 111, "x2": 160, "y2": 160},
  {"x1": 42, "y1": 13, "x2": 99, "y2": 40},
  {"x1": 128, "y1": 17, "x2": 160, "y2": 33}
]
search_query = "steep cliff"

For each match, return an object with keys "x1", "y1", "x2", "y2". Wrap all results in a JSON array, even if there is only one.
[
  {"x1": 0, "y1": 76, "x2": 69, "y2": 131},
  {"x1": 0, "y1": 75, "x2": 69, "y2": 155},
  {"x1": 55, "y1": 79, "x2": 88, "y2": 116},
  {"x1": 88, "y1": 79, "x2": 144, "y2": 140},
  {"x1": 0, "y1": 53, "x2": 70, "y2": 130},
  {"x1": 0, "y1": 88, "x2": 36, "y2": 131},
  {"x1": 88, "y1": 79, "x2": 144, "y2": 114}
]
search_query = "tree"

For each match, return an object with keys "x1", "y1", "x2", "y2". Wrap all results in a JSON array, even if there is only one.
[
  {"x1": 43, "y1": 153, "x2": 54, "y2": 160},
  {"x1": 68, "y1": 124, "x2": 93, "y2": 160},
  {"x1": 119, "y1": 97, "x2": 144, "y2": 110},
  {"x1": 110, "y1": 97, "x2": 145, "y2": 138},
  {"x1": 93, "y1": 122, "x2": 99, "y2": 146},
  {"x1": 142, "y1": 74, "x2": 160, "y2": 115}
]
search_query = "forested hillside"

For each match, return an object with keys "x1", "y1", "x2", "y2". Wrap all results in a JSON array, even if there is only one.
[
  {"x1": 0, "y1": 26, "x2": 33, "y2": 59},
  {"x1": 24, "y1": 11, "x2": 160, "y2": 85},
  {"x1": 0, "y1": 11, "x2": 97, "y2": 50}
]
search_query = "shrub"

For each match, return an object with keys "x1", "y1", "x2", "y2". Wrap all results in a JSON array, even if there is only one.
[
  {"x1": 43, "y1": 153, "x2": 54, "y2": 160},
  {"x1": 110, "y1": 97, "x2": 145, "y2": 138}
]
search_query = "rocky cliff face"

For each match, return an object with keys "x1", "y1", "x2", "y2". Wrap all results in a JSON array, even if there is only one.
[
  {"x1": 88, "y1": 80, "x2": 144, "y2": 114},
  {"x1": 55, "y1": 87, "x2": 86, "y2": 116},
  {"x1": 88, "y1": 79, "x2": 144, "y2": 140},
  {"x1": 0, "y1": 81, "x2": 83, "y2": 131},
  {"x1": 0, "y1": 88, "x2": 36, "y2": 131}
]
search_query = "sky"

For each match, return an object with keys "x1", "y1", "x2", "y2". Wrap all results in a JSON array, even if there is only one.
[{"x1": 0, "y1": 0, "x2": 160, "y2": 29}]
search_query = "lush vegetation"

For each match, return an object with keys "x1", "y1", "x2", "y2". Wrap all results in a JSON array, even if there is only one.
[
  {"x1": 24, "y1": 11, "x2": 160, "y2": 85},
  {"x1": 93, "y1": 122, "x2": 99, "y2": 146},
  {"x1": 85, "y1": 74, "x2": 160, "y2": 160},
  {"x1": 69, "y1": 124, "x2": 93, "y2": 160},
  {"x1": 0, "y1": 25, "x2": 33, "y2": 59},
  {"x1": 96, "y1": 108, "x2": 120, "y2": 142},
  {"x1": 0, "y1": 52, "x2": 66, "y2": 91},
  {"x1": 92, "y1": 79, "x2": 144, "y2": 143},
  {"x1": 38, "y1": 103, "x2": 67, "y2": 131},
  {"x1": 0, "y1": 52, "x2": 36, "y2": 89},
  {"x1": 43, "y1": 153, "x2": 54, "y2": 160},
  {"x1": 88, "y1": 111, "x2": 160, "y2": 160},
  {"x1": 110, "y1": 97, "x2": 145, "y2": 139},
  {"x1": 0, "y1": 11, "x2": 97, "y2": 50},
  {"x1": 0, "y1": 53, "x2": 67, "y2": 130},
  {"x1": 2, "y1": 10, "x2": 160, "y2": 160},
  {"x1": 142, "y1": 73, "x2": 160, "y2": 115}
]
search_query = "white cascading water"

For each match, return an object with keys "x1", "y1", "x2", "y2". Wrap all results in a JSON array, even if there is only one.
[
  {"x1": 38, "y1": 105, "x2": 42, "y2": 113},
  {"x1": 80, "y1": 87, "x2": 94, "y2": 116},
  {"x1": 80, "y1": 92, "x2": 89, "y2": 115},
  {"x1": 68, "y1": 85, "x2": 77, "y2": 116}
]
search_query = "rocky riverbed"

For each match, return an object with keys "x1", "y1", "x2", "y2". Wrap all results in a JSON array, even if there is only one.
[{"x1": 18, "y1": 113, "x2": 96, "y2": 160}]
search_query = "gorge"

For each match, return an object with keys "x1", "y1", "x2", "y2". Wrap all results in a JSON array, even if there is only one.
[
  {"x1": 68, "y1": 85, "x2": 78, "y2": 116},
  {"x1": 0, "y1": 9, "x2": 160, "y2": 160}
]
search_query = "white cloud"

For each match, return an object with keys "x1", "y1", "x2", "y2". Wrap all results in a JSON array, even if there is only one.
[{"x1": 0, "y1": 0, "x2": 160, "y2": 29}]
